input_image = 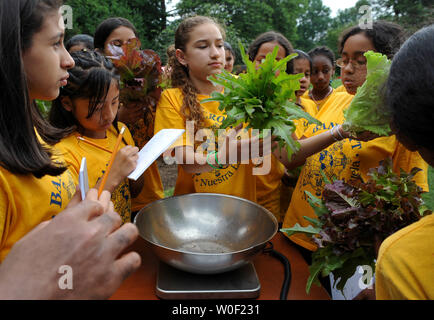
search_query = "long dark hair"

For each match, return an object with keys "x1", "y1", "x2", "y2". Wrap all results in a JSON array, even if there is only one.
[
  {"x1": 338, "y1": 20, "x2": 406, "y2": 59},
  {"x1": 49, "y1": 50, "x2": 121, "y2": 136},
  {"x1": 0, "y1": 0, "x2": 70, "y2": 178},
  {"x1": 93, "y1": 17, "x2": 138, "y2": 51},
  {"x1": 168, "y1": 15, "x2": 226, "y2": 132}
]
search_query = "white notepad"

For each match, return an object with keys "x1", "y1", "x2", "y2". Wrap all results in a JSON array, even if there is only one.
[
  {"x1": 79, "y1": 157, "x2": 89, "y2": 200},
  {"x1": 128, "y1": 129, "x2": 185, "y2": 181}
]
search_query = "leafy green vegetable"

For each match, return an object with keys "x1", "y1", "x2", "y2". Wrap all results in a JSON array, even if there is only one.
[
  {"x1": 342, "y1": 51, "x2": 392, "y2": 137},
  {"x1": 202, "y1": 42, "x2": 321, "y2": 159},
  {"x1": 281, "y1": 158, "x2": 432, "y2": 294}
]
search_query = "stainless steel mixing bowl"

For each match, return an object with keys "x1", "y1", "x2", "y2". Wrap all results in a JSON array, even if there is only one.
[{"x1": 134, "y1": 193, "x2": 278, "y2": 274}]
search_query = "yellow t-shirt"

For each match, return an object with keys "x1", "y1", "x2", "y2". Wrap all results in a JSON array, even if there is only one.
[
  {"x1": 376, "y1": 213, "x2": 434, "y2": 300},
  {"x1": 282, "y1": 92, "x2": 429, "y2": 251},
  {"x1": 294, "y1": 98, "x2": 319, "y2": 139},
  {"x1": 154, "y1": 88, "x2": 256, "y2": 201},
  {"x1": 55, "y1": 123, "x2": 134, "y2": 223},
  {"x1": 126, "y1": 117, "x2": 164, "y2": 212},
  {"x1": 302, "y1": 89, "x2": 339, "y2": 113},
  {"x1": 0, "y1": 147, "x2": 76, "y2": 262},
  {"x1": 335, "y1": 84, "x2": 347, "y2": 92},
  {"x1": 256, "y1": 98, "x2": 318, "y2": 221}
]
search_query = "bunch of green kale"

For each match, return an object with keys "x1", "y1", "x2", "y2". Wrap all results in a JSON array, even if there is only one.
[{"x1": 202, "y1": 43, "x2": 321, "y2": 159}]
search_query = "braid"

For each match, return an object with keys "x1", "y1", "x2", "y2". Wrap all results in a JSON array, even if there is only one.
[
  {"x1": 169, "y1": 53, "x2": 205, "y2": 131},
  {"x1": 171, "y1": 16, "x2": 225, "y2": 133}
]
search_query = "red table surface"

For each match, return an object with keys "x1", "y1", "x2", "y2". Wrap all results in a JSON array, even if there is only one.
[{"x1": 110, "y1": 232, "x2": 330, "y2": 300}]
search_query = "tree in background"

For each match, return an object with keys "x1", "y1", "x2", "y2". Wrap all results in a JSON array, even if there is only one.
[
  {"x1": 64, "y1": 0, "x2": 169, "y2": 57},
  {"x1": 372, "y1": 0, "x2": 434, "y2": 34},
  {"x1": 174, "y1": 0, "x2": 306, "y2": 65},
  {"x1": 294, "y1": 0, "x2": 332, "y2": 52},
  {"x1": 61, "y1": 0, "x2": 433, "y2": 68}
]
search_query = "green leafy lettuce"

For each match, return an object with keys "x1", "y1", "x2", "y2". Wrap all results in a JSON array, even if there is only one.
[
  {"x1": 281, "y1": 158, "x2": 431, "y2": 294},
  {"x1": 342, "y1": 51, "x2": 392, "y2": 137},
  {"x1": 202, "y1": 43, "x2": 321, "y2": 159}
]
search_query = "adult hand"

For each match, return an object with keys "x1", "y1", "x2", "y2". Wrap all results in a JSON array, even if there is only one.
[{"x1": 0, "y1": 188, "x2": 141, "y2": 300}]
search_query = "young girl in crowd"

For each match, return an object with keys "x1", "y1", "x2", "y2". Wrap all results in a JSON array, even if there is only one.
[
  {"x1": 304, "y1": 46, "x2": 337, "y2": 111},
  {"x1": 65, "y1": 34, "x2": 94, "y2": 53},
  {"x1": 154, "y1": 15, "x2": 264, "y2": 201},
  {"x1": 0, "y1": 1, "x2": 140, "y2": 294},
  {"x1": 246, "y1": 32, "x2": 317, "y2": 222},
  {"x1": 292, "y1": 50, "x2": 311, "y2": 104},
  {"x1": 224, "y1": 41, "x2": 235, "y2": 73},
  {"x1": 94, "y1": 17, "x2": 164, "y2": 214},
  {"x1": 0, "y1": 0, "x2": 75, "y2": 262},
  {"x1": 375, "y1": 24, "x2": 434, "y2": 300},
  {"x1": 278, "y1": 21, "x2": 428, "y2": 263},
  {"x1": 0, "y1": 0, "x2": 139, "y2": 262},
  {"x1": 49, "y1": 50, "x2": 141, "y2": 223}
]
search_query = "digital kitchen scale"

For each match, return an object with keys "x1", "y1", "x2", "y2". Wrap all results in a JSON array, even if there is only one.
[{"x1": 156, "y1": 262, "x2": 261, "y2": 299}]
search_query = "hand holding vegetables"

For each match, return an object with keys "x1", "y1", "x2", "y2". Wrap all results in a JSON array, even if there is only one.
[
  {"x1": 342, "y1": 51, "x2": 392, "y2": 137},
  {"x1": 202, "y1": 43, "x2": 321, "y2": 160}
]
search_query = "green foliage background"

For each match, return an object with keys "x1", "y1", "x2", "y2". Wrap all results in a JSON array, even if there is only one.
[{"x1": 63, "y1": 0, "x2": 433, "y2": 66}]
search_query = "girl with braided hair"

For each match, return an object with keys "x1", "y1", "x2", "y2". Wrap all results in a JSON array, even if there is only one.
[
  {"x1": 154, "y1": 15, "x2": 267, "y2": 201},
  {"x1": 49, "y1": 50, "x2": 142, "y2": 223}
]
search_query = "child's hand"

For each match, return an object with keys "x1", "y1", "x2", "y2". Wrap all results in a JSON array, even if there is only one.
[{"x1": 106, "y1": 145, "x2": 139, "y2": 192}]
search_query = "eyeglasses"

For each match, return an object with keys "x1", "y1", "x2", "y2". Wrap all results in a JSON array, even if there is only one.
[
  {"x1": 109, "y1": 37, "x2": 141, "y2": 49},
  {"x1": 336, "y1": 57, "x2": 367, "y2": 70}
]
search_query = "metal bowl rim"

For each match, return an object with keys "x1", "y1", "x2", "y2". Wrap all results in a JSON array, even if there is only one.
[{"x1": 134, "y1": 192, "x2": 278, "y2": 256}]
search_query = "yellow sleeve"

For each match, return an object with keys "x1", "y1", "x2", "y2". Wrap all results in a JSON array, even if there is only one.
[
  {"x1": 0, "y1": 174, "x2": 12, "y2": 252},
  {"x1": 154, "y1": 89, "x2": 193, "y2": 149},
  {"x1": 294, "y1": 98, "x2": 318, "y2": 139},
  {"x1": 392, "y1": 142, "x2": 429, "y2": 192},
  {"x1": 335, "y1": 85, "x2": 347, "y2": 92},
  {"x1": 376, "y1": 214, "x2": 434, "y2": 299},
  {"x1": 55, "y1": 140, "x2": 81, "y2": 185}
]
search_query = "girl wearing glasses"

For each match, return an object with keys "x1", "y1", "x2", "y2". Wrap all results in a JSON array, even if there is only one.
[
  {"x1": 0, "y1": 0, "x2": 140, "y2": 298},
  {"x1": 94, "y1": 17, "x2": 164, "y2": 216},
  {"x1": 277, "y1": 21, "x2": 428, "y2": 264}
]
